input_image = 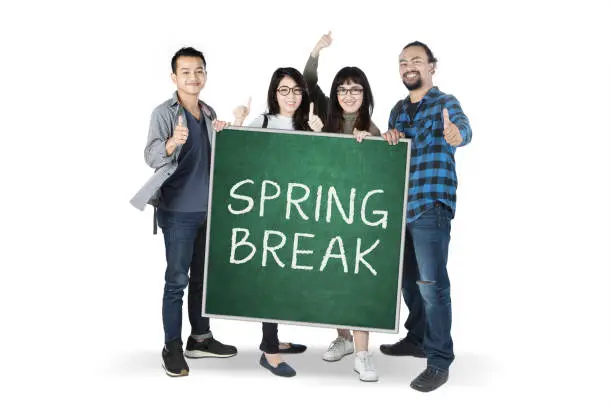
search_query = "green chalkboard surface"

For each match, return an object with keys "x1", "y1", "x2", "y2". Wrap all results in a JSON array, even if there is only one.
[{"x1": 202, "y1": 127, "x2": 411, "y2": 332}]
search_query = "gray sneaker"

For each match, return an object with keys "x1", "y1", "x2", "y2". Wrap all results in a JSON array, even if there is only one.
[{"x1": 322, "y1": 336, "x2": 354, "y2": 362}]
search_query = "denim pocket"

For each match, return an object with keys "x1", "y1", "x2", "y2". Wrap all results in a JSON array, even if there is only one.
[{"x1": 435, "y1": 205, "x2": 452, "y2": 230}]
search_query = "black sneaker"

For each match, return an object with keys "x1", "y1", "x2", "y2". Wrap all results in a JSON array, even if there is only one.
[
  {"x1": 380, "y1": 337, "x2": 427, "y2": 357},
  {"x1": 410, "y1": 366, "x2": 449, "y2": 392},
  {"x1": 185, "y1": 336, "x2": 237, "y2": 358},
  {"x1": 162, "y1": 340, "x2": 189, "y2": 377}
]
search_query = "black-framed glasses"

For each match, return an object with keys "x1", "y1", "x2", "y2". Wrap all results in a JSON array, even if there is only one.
[
  {"x1": 277, "y1": 86, "x2": 303, "y2": 96},
  {"x1": 337, "y1": 87, "x2": 364, "y2": 96}
]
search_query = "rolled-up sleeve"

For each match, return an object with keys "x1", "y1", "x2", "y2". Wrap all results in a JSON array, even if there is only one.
[
  {"x1": 144, "y1": 107, "x2": 174, "y2": 169},
  {"x1": 444, "y1": 95, "x2": 472, "y2": 147}
]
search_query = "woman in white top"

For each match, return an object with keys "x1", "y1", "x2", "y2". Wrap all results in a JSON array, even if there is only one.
[{"x1": 233, "y1": 67, "x2": 323, "y2": 377}]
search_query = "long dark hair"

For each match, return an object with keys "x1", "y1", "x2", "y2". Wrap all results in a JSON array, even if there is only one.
[
  {"x1": 323, "y1": 66, "x2": 374, "y2": 133},
  {"x1": 266, "y1": 67, "x2": 310, "y2": 131}
]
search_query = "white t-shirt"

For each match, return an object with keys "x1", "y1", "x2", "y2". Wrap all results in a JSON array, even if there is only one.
[{"x1": 248, "y1": 114, "x2": 294, "y2": 131}]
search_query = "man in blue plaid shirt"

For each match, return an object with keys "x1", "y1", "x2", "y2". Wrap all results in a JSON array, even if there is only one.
[{"x1": 380, "y1": 41, "x2": 472, "y2": 392}]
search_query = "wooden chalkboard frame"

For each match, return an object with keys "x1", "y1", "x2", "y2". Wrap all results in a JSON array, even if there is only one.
[{"x1": 202, "y1": 126, "x2": 411, "y2": 333}]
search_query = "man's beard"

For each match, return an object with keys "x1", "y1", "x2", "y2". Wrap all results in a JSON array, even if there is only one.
[{"x1": 403, "y1": 76, "x2": 422, "y2": 91}]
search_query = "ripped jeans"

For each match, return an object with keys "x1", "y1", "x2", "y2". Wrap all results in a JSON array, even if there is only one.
[{"x1": 402, "y1": 203, "x2": 455, "y2": 370}]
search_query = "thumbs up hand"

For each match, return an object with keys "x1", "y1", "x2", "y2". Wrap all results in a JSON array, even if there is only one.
[
  {"x1": 308, "y1": 102, "x2": 324, "y2": 132},
  {"x1": 166, "y1": 115, "x2": 189, "y2": 155},
  {"x1": 173, "y1": 115, "x2": 189, "y2": 144},
  {"x1": 311, "y1": 31, "x2": 333, "y2": 58},
  {"x1": 232, "y1": 96, "x2": 251, "y2": 126},
  {"x1": 443, "y1": 108, "x2": 463, "y2": 146}
]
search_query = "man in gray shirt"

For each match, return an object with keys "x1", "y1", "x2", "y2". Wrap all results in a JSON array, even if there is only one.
[{"x1": 131, "y1": 47, "x2": 236, "y2": 377}]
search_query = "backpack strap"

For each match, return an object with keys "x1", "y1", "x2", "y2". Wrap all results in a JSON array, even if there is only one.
[
  {"x1": 153, "y1": 206, "x2": 158, "y2": 235},
  {"x1": 262, "y1": 114, "x2": 269, "y2": 129},
  {"x1": 389, "y1": 99, "x2": 404, "y2": 129}
]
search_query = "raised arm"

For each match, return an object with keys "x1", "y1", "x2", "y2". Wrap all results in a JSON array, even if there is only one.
[{"x1": 304, "y1": 32, "x2": 333, "y2": 120}]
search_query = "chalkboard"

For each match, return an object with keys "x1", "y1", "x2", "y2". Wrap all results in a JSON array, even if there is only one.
[{"x1": 202, "y1": 127, "x2": 411, "y2": 332}]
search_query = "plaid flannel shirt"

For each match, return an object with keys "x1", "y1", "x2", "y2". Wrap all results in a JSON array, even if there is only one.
[{"x1": 389, "y1": 86, "x2": 472, "y2": 223}]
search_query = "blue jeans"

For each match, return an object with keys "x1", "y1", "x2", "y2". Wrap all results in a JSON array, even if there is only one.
[
  {"x1": 156, "y1": 208, "x2": 210, "y2": 345},
  {"x1": 402, "y1": 203, "x2": 455, "y2": 370}
]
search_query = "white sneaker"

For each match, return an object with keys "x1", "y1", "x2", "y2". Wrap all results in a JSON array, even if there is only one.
[
  {"x1": 322, "y1": 336, "x2": 354, "y2": 362},
  {"x1": 353, "y1": 351, "x2": 379, "y2": 382}
]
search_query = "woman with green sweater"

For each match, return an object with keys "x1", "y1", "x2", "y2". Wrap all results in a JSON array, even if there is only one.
[{"x1": 305, "y1": 32, "x2": 381, "y2": 382}]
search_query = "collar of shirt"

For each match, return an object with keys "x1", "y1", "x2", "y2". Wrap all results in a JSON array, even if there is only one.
[
  {"x1": 170, "y1": 91, "x2": 213, "y2": 119},
  {"x1": 403, "y1": 86, "x2": 442, "y2": 106}
]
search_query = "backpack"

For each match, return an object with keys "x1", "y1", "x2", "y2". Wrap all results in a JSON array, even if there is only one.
[{"x1": 389, "y1": 100, "x2": 404, "y2": 129}]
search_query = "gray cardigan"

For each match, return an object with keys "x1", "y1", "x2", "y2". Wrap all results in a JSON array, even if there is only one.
[{"x1": 130, "y1": 92, "x2": 217, "y2": 212}]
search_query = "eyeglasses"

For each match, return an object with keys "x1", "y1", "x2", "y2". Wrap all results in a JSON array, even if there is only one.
[
  {"x1": 337, "y1": 87, "x2": 364, "y2": 96},
  {"x1": 277, "y1": 86, "x2": 303, "y2": 96}
]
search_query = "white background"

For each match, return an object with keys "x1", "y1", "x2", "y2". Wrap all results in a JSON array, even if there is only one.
[{"x1": 1, "y1": 0, "x2": 610, "y2": 407}]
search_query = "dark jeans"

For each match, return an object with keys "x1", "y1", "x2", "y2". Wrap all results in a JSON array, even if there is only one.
[
  {"x1": 260, "y1": 323, "x2": 279, "y2": 353},
  {"x1": 156, "y1": 208, "x2": 210, "y2": 345},
  {"x1": 402, "y1": 203, "x2": 455, "y2": 370}
]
